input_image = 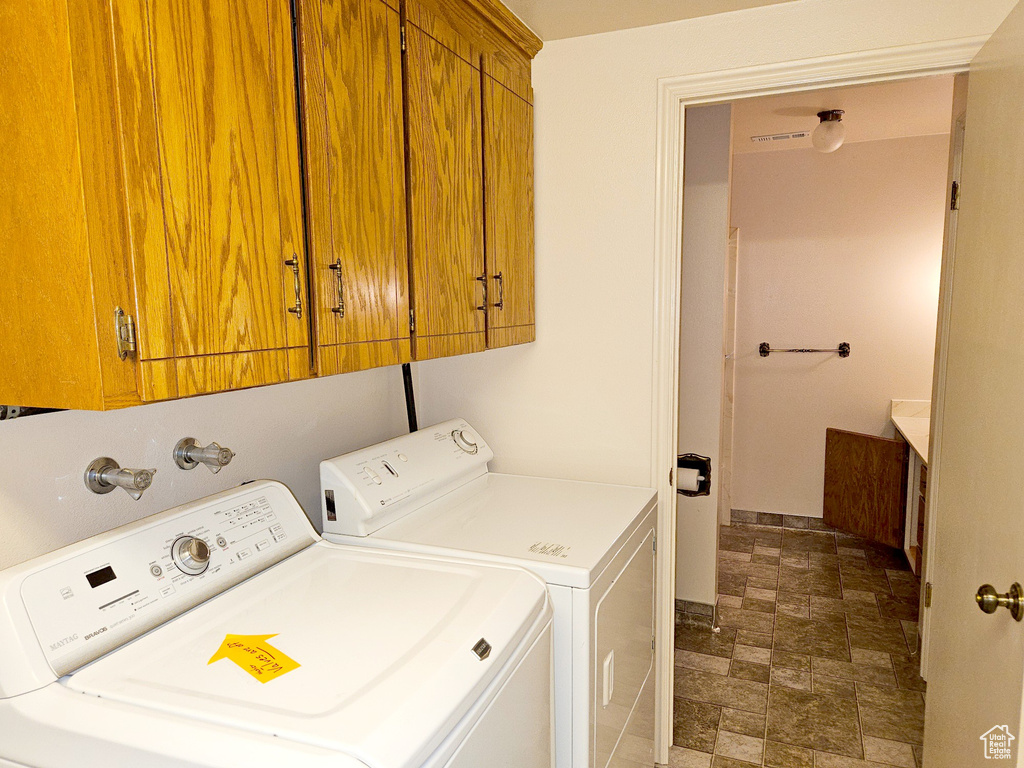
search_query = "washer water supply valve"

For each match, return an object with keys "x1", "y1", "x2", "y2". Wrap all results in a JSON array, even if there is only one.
[
  {"x1": 84, "y1": 457, "x2": 156, "y2": 501},
  {"x1": 173, "y1": 437, "x2": 236, "y2": 474}
]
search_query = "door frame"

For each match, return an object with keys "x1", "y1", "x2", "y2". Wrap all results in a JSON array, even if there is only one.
[
  {"x1": 919, "y1": 106, "x2": 966, "y2": 678},
  {"x1": 649, "y1": 36, "x2": 986, "y2": 764}
]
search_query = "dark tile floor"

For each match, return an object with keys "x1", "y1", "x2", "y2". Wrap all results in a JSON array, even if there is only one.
[{"x1": 670, "y1": 520, "x2": 925, "y2": 768}]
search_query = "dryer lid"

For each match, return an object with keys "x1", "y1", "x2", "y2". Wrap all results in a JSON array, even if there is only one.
[
  {"x1": 66, "y1": 543, "x2": 548, "y2": 768},
  {"x1": 365, "y1": 474, "x2": 658, "y2": 589}
]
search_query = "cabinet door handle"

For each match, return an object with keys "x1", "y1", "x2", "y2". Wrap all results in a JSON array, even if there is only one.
[
  {"x1": 285, "y1": 255, "x2": 303, "y2": 319},
  {"x1": 492, "y1": 271, "x2": 504, "y2": 310},
  {"x1": 475, "y1": 273, "x2": 488, "y2": 312},
  {"x1": 328, "y1": 259, "x2": 345, "y2": 318}
]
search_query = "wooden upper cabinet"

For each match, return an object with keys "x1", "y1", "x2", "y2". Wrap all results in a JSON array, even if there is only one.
[
  {"x1": 405, "y1": 23, "x2": 487, "y2": 360},
  {"x1": 297, "y1": 0, "x2": 410, "y2": 375},
  {"x1": 1, "y1": 0, "x2": 539, "y2": 410},
  {"x1": 114, "y1": 0, "x2": 310, "y2": 398},
  {"x1": 1, "y1": 0, "x2": 311, "y2": 410},
  {"x1": 483, "y1": 64, "x2": 535, "y2": 348},
  {"x1": 403, "y1": 0, "x2": 539, "y2": 361},
  {"x1": 0, "y1": 0, "x2": 141, "y2": 411}
]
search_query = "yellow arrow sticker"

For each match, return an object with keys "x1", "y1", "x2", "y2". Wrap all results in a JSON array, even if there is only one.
[{"x1": 208, "y1": 634, "x2": 300, "y2": 684}]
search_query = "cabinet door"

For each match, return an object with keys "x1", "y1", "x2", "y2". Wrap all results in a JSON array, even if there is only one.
[
  {"x1": 114, "y1": 0, "x2": 309, "y2": 398},
  {"x1": 0, "y1": 0, "x2": 127, "y2": 410},
  {"x1": 823, "y1": 427, "x2": 909, "y2": 549},
  {"x1": 483, "y1": 72, "x2": 535, "y2": 348},
  {"x1": 298, "y1": 0, "x2": 409, "y2": 375},
  {"x1": 405, "y1": 24, "x2": 486, "y2": 360}
]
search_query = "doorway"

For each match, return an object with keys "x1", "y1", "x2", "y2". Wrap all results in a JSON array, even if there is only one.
[
  {"x1": 671, "y1": 74, "x2": 953, "y2": 764},
  {"x1": 646, "y1": 39, "x2": 981, "y2": 766}
]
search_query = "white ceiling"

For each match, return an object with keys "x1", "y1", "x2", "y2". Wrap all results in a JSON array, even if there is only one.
[
  {"x1": 730, "y1": 75, "x2": 956, "y2": 154},
  {"x1": 499, "y1": 0, "x2": 798, "y2": 41}
]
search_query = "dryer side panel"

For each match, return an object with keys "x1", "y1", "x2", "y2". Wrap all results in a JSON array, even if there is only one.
[{"x1": 591, "y1": 513, "x2": 656, "y2": 768}]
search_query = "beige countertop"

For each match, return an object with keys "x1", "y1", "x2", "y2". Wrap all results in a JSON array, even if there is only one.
[{"x1": 891, "y1": 400, "x2": 930, "y2": 464}]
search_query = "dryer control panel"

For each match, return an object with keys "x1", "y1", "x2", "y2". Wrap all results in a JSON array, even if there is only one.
[
  {"x1": 320, "y1": 418, "x2": 493, "y2": 537},
  {"x1": 0, "y1": 481, "x2": 316, "y2": 697}
]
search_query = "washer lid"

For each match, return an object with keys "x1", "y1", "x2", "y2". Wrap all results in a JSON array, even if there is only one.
[
  {"x1": 365, "y1": 474, "x2": 657, "y2": 589},
  {"x1": 66, "y1": 543, "x2": 547, "y2": 768}
]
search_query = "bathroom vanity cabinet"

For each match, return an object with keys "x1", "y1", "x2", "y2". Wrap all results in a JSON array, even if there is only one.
[
  {"x1": 822, "y1": 400, "x2": 931, "y2": 575},
  {"x1": 823, "y1": 428, "x2": 909, "y2": 550},
  {"x1": 890, "y1": 400, "x2": 931, "y2": 575}
]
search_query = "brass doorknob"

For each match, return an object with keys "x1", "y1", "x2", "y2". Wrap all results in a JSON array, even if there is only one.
[{"x1": 976, "y1": 583, "x2": 1024, "y2": 621}]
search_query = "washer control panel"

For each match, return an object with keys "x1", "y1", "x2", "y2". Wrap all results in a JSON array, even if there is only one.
[
  {"x1": 320, "y1": 418, "x2": 493, "y2": 537},
  {"x1": 13, "y1": 481, "x2": 316, "y2": 681}
]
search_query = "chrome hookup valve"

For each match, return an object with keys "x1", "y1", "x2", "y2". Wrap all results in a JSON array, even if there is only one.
[
  {"x1": 173, "y1": 437, "x2": 236, "y2": 474},
  {"x1": 84, "y1": 457, "x2": 156, "y2": 501}
]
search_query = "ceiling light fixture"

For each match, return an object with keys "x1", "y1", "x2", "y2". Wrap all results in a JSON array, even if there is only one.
[{"x1": 812, "y1": 109, "x2": 846, "y2": 153}]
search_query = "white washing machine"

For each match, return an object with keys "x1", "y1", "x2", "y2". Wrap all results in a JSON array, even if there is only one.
[
  {"x1": 0, "y1": 480, "x2": 553, "y2": 768},
  {"x1": 319, "y1": 419, "x2": 657, "y2": 768}
]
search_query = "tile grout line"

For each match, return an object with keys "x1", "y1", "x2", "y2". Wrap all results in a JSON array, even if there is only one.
[
  {"x1": 761, "y1": 536, "x2": 781, "y2": 768},
  {"x1": 711, "y1": 701, "x2": 723, "y2": 764},
  {"x1": 716, "y1": 565, "x2": 739, "y2": 766},
  {"x1": 840, "y1": 549, "x2": 871, "y2": 767}
]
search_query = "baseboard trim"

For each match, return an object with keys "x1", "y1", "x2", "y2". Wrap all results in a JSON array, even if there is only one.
[{"x1": 730, "y1": 509, "x2": 833, "y2": 531}]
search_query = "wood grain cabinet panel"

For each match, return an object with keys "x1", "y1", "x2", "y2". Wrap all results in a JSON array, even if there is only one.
[
  {"x1": 2, "y1": 0, "x2": 310, "y2": 410},
  {"x1": 121, "y1": 0, "x2": 309, "y2": 385},
  {"x1": 404, "y1": 0, "x2": 538, "y2": 360},
  {"x1": 483, "y1": 71, "x2": 535, "y2": 347},
  {"x1": 405, "y1": 23, "x2": 486, "y2": 359},
  {"x1": 0, "y1": 0, "x2": 143, "y2": 410},
  {"x1": 1, "y1": 0, "x2": 540, "y2": 410},
  {"x1": 297, "y1": 0, "x2": 410, "y2": 375},
  {"x1": 823, "y1": 427, "x2": 909, "y2": 549},
  {"x1": 0, "y1": 0, "x2": 104, "y2": 410}
]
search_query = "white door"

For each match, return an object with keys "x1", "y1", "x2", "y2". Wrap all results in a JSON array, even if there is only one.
[
  {"x1": 924, "y1": 4, "x2": 1024, "y2": 764},
  {"x1": 919, "y1": 72, "x2": 967, "y2": 679}
]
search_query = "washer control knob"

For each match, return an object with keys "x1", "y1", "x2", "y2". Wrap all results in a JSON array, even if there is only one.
[
  {"x1": 172, "y1": 536, "x2": 211, "y2": 576},
  {"x1": 451, "y1": 429, "x2": 479, "y2": 454}
]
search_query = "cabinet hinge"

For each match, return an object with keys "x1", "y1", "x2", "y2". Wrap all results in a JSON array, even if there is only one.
[
  {"x1": 950, "y1": 180, "x2": 960, "y2": 211},
  {"x1": 669, "y1": 468, "x2": 673, "y2": 486},
  {"x1": 409, "y1": 308, "x2": 416, "y2": 333},
  {"x1": 114, "y1": 306, "x2": 137, "y2": 361},
  {"x1": 651, "y1": 637, "x2": 656, "y2": 651},
  {"x1": 653, "y1": 532, "x2": 657, "y2": 553},
  {"x1": 400, "y1": 25, "x2": 406, "y2": 52},
  {"x1": 924, "y1": 582, "x2": 933, "y2": 608}
]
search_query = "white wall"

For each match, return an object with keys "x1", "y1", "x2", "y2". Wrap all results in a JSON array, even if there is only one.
[
  {"x1": 676, "y1": 104, "x2": 732, "y2": 603},
  {"x1": 413, "y1": 0, "x2": 1013, "y2": 490},
  {"x1": 0, "y1": 369, "x2": 409, "y2": 569},
  {"x1": 730, "y1": 135, "x2": 949, "y2": 517}
]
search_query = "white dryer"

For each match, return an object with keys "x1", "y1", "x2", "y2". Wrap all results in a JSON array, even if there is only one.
[
  {"x1": 0, "y1": 480, "x2": 553, "y2": 768},
  {"x1": 319, "y1": 419, "x2": 657, "y2": 768}
]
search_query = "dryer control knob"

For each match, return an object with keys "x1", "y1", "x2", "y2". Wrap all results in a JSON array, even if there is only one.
[
  {"x1": 172, "y1": 536, "x2": 211, "y2": 576},
  {"x1": 452, "y1": 429, "x2": 479, "y2": 455}
]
